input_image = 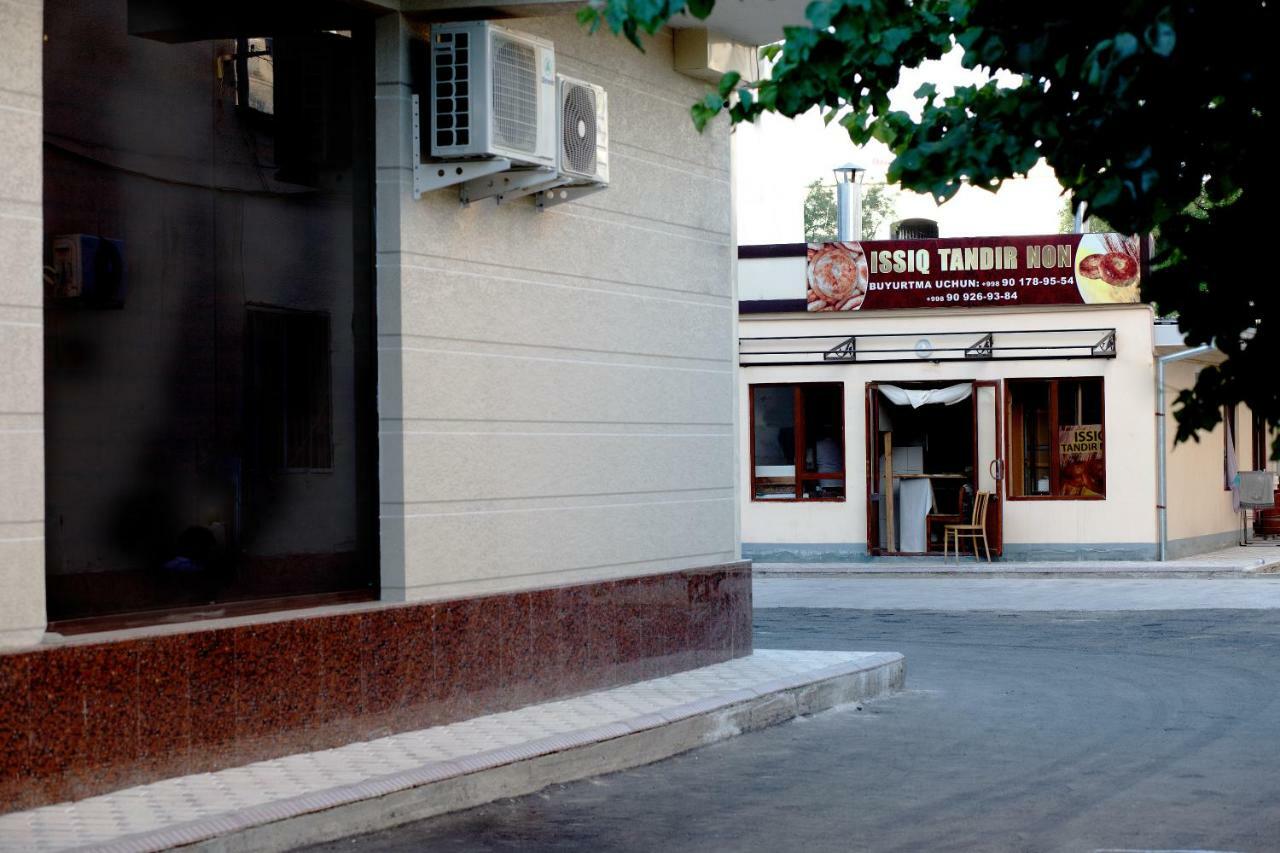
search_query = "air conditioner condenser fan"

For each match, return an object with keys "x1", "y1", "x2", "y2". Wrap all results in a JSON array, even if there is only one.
[{"x1": 561, "y1": 83, "x2": 597, "y2": 176}]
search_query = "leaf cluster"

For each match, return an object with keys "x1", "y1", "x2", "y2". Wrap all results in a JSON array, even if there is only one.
[{"x1": 583, "y1": 0, "x2": 1275, "y2": 456}]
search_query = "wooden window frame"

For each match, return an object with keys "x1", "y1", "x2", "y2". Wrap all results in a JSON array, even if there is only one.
[
  {"x1": 1006, "y1": 377, "x2": 1106, "y2": 501},
  {"x1": 1222, "y1": 404, "x2": 1239, "y2": 490},
  {"x1": 1253, "y1": 410, "x2": 1270, "y2": 471},
  {"x1": 749, "y1": 382, "x2": 846, "y2": 502}
]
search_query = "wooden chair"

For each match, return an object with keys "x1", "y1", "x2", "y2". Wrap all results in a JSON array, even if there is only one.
[
  {"x1": 944, "y1": 491, "x2": 992, "y2": 562},
  {"x1": 926, "y1": 485, "x2": 970, "y2": 552}
]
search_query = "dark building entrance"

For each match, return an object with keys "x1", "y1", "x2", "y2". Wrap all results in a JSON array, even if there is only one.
[{"x1": 42, "y1": 0, "x2": 379, "y2": 624}]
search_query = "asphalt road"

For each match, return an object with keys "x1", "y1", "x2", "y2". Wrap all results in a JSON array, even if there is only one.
[{"x1": 303, "y1": 600, "x2": 1280, "y2": 852}]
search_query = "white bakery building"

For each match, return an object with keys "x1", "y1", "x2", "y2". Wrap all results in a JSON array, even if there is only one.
[{"x1": 737, "y1": 204, "x2": 1274, "y2": 562}]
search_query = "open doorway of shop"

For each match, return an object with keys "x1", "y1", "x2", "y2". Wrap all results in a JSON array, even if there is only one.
[
  {"x1": 42, "y1": 0, "x2": 379, "y2": 627},
  {"x1": 867, "y1": 382, "x2": 1002, "y2": 557}
]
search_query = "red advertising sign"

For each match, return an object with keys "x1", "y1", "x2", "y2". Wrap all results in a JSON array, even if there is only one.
[
  {"x1": 1058, "y1": 425, "x2": 1105, "y2": 497},
  {"x1": 805, "y1": 233, "x2": 1142, "y2": 312}
]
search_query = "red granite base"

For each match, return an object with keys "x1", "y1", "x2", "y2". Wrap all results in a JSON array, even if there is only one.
[{"x1": 0, "y1": 562, "x2": 751, "y2": 814}]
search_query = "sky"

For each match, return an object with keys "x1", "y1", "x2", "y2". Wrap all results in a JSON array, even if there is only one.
[{"x1": 734, "y1": 49, "x2": 1068, "y2": 244}]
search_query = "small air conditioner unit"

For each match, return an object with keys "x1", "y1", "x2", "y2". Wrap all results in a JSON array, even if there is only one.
[
  {"x1": 429, "y1": 22, "x2": 556, "y2": 169},
  {"x1": 556, "y1": 74, "x2": 608, "y2": 186},
  {"x1": 454, "y1": 72, "x2": 611, "y2": 205}
]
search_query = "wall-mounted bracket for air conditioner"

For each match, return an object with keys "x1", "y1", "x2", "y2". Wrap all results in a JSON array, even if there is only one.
[
  {"x1": 460, "y1": 167, "x2": 561, "y2": 205},
  {"x1": 411, "y1": 94, "x2": 512, "y2": 199},
  {"x1": 415, "y1": 158, "x2": 513, "y2": 198},
  {"x1": 534, "y1": 184, "x2": 606, "y2": 211}
]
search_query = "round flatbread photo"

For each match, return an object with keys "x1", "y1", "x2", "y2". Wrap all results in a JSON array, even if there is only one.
[{"x1": 806, "y1": 242, "x2": 869, "y2": 312}]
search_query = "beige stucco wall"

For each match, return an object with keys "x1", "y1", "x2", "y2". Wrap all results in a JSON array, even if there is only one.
[
  {"x1": 375, "y1": 15, "x2": 738, "y2": 600},
  {"x1": 738, "y1": 303, "x2": 1160, "y2": 558},
  {"x1": 0, "y1": 8, "x2": 738, "y2": 640},
  {"x1": 1163, "y1": 360, "x2": 1263, "y2": 549},
  {"x1": 0, "y1": 0, "x2": 47, "y2": 647}
]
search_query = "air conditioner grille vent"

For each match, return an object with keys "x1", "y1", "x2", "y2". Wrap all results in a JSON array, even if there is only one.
[
  {"x1": 492, "y1": 35, "x2": 538, "y2": 153},
  {"x1": 561, "y1": 83, "x2": 597, "y2": 176},
  {"x1": 432, "y1": 31, "x2": 471, "y2": 149}
]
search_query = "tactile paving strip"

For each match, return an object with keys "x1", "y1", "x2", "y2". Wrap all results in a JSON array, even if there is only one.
[{"x1": 0, "y1": 650, "x2": 893, "y2": 853}]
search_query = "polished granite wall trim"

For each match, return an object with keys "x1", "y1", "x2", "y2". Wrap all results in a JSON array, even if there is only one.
[{"x1": 0, "y1": 563, "x2": 751, "y2": 814}]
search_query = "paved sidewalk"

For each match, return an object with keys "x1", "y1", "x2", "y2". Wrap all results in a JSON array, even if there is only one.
[
  {"x1": 755, "y1": 543, "x2": 1280, "y2": 578},
  {"x1": 0, "y1": 650, "x2": 902, "y2": 853},
  {"x1": 755, "y1": 576, "x2": 1280, "y2": 610},
  {"x1": 318, "y1": 610, "x2": 1280, "y2": 853}
]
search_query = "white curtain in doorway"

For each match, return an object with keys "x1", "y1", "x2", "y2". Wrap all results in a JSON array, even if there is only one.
[
  {"x1": 878, "y1": 383, "x2": 973, "y2": 408},
  {"x1": 898, "y1": 478, "x2": 936, "y2": 552}
]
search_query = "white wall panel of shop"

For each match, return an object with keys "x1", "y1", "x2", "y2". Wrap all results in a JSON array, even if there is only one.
[
  {"x1": 1163, "y1": 360, "x2": 1253, "y2": 554},
  {"x1": 0, "y1": 0, "x2": 47, "y2": 647},
  {"x1": 738, "y1": 304, "x2": 1161, "y2": 558},
  {"x1": 374, "y1": 14, "x2": 738, "y2": 600}
]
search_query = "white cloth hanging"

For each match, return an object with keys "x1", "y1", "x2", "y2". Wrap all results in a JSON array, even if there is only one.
[
  {"x1": 897, "y1": 478, "x2": 936, "y2": 553},
  {"x1": 878, "y1": 383, "x2": 973, "y2": 408}
]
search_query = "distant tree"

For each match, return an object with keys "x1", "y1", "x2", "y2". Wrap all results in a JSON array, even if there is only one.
[
  {"x1": 1058, "y1": 195, "x2": 1111, "y2": 234},
  {"x1": 803, "y1": 180, "x2": 896, "y2": 242},
  {"x1": 803, "y1": 179, "x2": 837, "y2": 242},
  {"x1": 862, "y1": 184, "x2": 896, "y2": 239},
  {"x1": 582, "y1": 0, "x2": 1274, "y2": 457}
]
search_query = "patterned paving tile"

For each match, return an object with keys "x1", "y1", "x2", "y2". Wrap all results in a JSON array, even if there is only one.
[{"x1": 0, "y1": 650, "x2": 878, "y2": 853}]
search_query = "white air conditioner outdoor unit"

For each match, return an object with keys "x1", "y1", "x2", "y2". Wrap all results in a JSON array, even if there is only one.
[
  {"x1": 455, "y1": 72, "x2": 611, "y2": 206},
  {"x1": 556, "y1": 74, "x2": 608, "y2": 186},
  {"x1": 429, "y1": 22, "x2": 556, "y2": 168}
]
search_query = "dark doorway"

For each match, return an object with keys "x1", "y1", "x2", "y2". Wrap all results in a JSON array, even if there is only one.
[
  {"x1": 866, "y1": 382, "x2": 977, "y2": 556},
  {"x1": 42, "y1": 0, "x2": 378, "y2": 623}
]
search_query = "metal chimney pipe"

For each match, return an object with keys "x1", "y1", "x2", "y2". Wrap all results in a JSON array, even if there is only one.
[
  {"x1": 1073, "y1": 200, "x2": 1088, "y2": 233},
  {"x1": 834, "y1": 163, "x2": 865, "y2": 242}
]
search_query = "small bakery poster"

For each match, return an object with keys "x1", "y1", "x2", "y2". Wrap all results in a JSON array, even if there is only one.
[{"x1": 1058, "y1": 425, "x2": 1105, "y2": 497}]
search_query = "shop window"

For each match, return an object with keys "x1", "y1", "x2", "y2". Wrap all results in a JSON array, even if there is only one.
[
  {"x1": 1009, "y1": 378, "x2": 1105, "y2": 499},
  {"x1": 751, "y1": 384, "x2": 844, "y2": 500},
  {"x1": 42, "y1": 0, "x2": 376, "y2": 626}
]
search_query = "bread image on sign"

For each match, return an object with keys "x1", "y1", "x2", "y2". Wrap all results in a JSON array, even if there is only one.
[
  {"x1": 1074, "y1": 234, "x2": 1141, "y2": 304},
  {"x1": 807, "y1": 242, "x2": 869, "y2": 312}
]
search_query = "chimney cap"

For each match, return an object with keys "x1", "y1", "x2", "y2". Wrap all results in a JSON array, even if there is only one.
[
  {"x1": 891, "y1": 217, "x2": 940, "y2": 239},
  {"x1": 833, "y1": 163, "x2": 866, "y2": 183}
]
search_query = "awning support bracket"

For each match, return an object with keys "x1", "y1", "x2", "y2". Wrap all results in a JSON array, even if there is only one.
[
  {"x1": 824, "y1": 336, "x2": 857, "y2": 362},
  {"x1": 1091, "y1": 330, "x2": 1117, "y2": 357},
  {"x1": 964, "y1": 333, "x2": 994, "y2": 360}
]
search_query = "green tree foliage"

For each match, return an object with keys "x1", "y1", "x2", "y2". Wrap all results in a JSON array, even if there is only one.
[
  {"x1": 580, "y1": 0, "x2": 1274, "y2": 455},
  {"x1": 1058, "y1": 195, "x2": 1110, "y2": 235},
  {"x1": 803, "y1": 180, "x2": 838, "y2": 242},
  {"x1": 803, "y1": 181, "x2": 896, "y2": 241},
  {"x1": 863, "y1": 184, "x2": 896, "y2": 240}
]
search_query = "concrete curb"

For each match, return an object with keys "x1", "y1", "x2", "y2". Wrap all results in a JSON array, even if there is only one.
[
  {"x1": 72, "y1": 653, "x2": 904, "y2": 853},
  {"x1": 755, "y1": 568, "x2": 1269, "y2": 579},
  {"x1": 754, "y1": 560, "x2": 1280, "y2": 579}
]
